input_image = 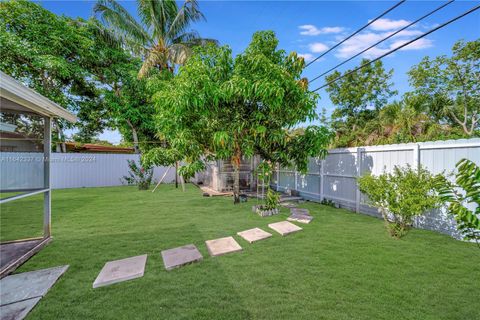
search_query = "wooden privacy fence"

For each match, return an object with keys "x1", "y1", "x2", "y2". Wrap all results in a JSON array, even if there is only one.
[{"x1": 272, "y1": 138, "x2": 480, "y2": 238}]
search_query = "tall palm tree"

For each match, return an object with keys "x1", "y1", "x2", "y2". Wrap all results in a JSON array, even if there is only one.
[{"x1": 94, "y1": 0, "x2": 216, "y2": 78}]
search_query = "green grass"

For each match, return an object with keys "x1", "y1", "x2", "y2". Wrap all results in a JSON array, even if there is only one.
[{"x1": 3, "y1": 185, "x2": 479, "y2": 319}]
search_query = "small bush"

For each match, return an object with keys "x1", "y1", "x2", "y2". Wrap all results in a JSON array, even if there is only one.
[
  {"x1": 435, "y1": 158, "x2": 480, "y2": 245},
  {"x1": 122, "y1": 160, "x2": 153, "y2": 190},
  {"x1": 265, "y1": 188, "x2": 280, "y2": 210},
  {"x1": 321, "y1": 198, "x2": 336, "y2": 207},
  {"x1": 358, "y1": 165, "x2": 441, "y2": 238}
]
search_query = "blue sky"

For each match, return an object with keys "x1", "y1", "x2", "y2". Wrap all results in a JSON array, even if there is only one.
[{"x1": 39, "y1": 0, "x2": 480, "y2": 144}]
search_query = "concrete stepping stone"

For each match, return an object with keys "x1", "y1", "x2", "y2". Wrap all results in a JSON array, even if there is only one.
[
  {"x1": 268, "y1": 221, "x2": 303, "y2": 236},
  {"x1": 0, "y1": 297, "x2": 41, "y2": 320},
  {"x1": 0, "y1": 265, "x2": 68, "y2": 320},
  {"x1": 287, "y1": 213, "x2": 314, "y2": 224},
  {"x1": 205, "y1": 236, "x2": 242, "y2": 257},
  {"x1": 93, "y1": 254, "x2": 147, "y2": 288},
  {"x1": 161, "y1": 244, "x2": 203, "y2": 271},
  {"x1": 290, "y1": 208, "x2": 310, "y2": 215},
  {"x1": 237, "y1": 228, "x2": 272, "y2": 243},
  {"x1": 0, "y1": 265, "x2": 69, "y2": 306},
  {"x1": 280, "y1": 202, "x2": 297, "y2": 208}
]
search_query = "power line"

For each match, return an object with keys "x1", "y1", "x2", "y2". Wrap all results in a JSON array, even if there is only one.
[
  {"x1": 311, "y1": 3, "x2": 480, "y2": 93},
  {"x1": 309, "y1": 0, "x2": 455, "y2": 84},
  {"x1": 305, "y1": 0, "x2": 406, "y2": 68}
]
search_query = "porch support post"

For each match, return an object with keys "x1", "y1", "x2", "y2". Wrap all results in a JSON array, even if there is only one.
[{"x1": 43, "y1": 116, "x2": 51, "y2": 238}]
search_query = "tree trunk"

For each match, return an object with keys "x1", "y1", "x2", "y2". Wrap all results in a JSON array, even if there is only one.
[
  {"x1": 125, "y1": 119, "x2": 140, "y2": 154},
  {"x1": 53, "y1": 119, "x2": 66, "y2": 153},
  {"x1": 232, "y1": 150, "x2": 241, "y2": 204},
  {"x1": 233, "y1": 162, "x2": 240, "y2": 204},
  {"x1": 175, "y1": 161, "x2": 179, "y2": 189}
]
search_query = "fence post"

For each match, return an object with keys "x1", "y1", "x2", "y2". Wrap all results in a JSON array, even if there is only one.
[
  {"x1": 319, "y1": 159, "x2": 324, "y2": 202},
  {"x1": 294, "y1": 166, "x2": 298, "y2": 192},
  {"x1": 413, "y1": 144, "x2": 420, "y2": 170},
  {"x1": 355, "y1": 147, "x2": 363, "y2": 213},
  {"x1": 276, "y1": 163, "x2": 280, "y2": 191}
]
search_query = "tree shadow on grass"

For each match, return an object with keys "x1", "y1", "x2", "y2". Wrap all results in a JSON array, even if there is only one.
[{"x1": 18, "y1": 225, "x2": 252, "y2": 320}]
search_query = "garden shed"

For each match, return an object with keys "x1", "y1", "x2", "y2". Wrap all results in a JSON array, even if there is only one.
[{"x1": 0, "y1": 71, "x2": 77, "y2": 277}]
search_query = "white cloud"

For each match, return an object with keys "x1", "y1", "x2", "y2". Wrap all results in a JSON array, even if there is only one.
[
  {"x1": 309, "y1": 42, "x2": 329, "y2": 53},
  {"x1": 391, "y1": 38, "x2": 433, "y2": 51},
  {"x1": 369, "y1": 18, "x2": 410, "y2": 31},
  {"x1": 298, "y1": 53, "x2": 314, "y2": 62},
  {"x1": 299, "y1": 25, "x2": 344, "y2": 36},
  {"x1": 335, "y1": 32, "x2": 385, "y2": 58},
  {"x1": 335, "y1": 30, "x2": 433, "y2": 59},
  {"x1": 388, "y1": 29, "x2": 423, "y2": 38}
]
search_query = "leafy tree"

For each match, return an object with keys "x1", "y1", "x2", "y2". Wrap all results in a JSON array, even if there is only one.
[
  {"x1": 436, "y1": 159, "x2": 480, "y2": 245},
  {"x1": 0, "y1": 0, "x2": 136, "y2": 148},
  {"x1": 408, "y1": 39, "x2": 480, "y2": 136},
  {"x1": 358, "y1": 165, "x2": 441, "y2": 238},
  {"x1": 94, "y1": 0, "x2": 216, "y2": 78},
  {"x1": 325, "y1": 59, "x2": 397, "y2": 147},
  {"x1": 144, "y1": 31, "x2": 332, "y2": 203}
]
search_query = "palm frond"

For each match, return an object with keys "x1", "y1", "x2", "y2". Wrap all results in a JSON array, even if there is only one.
[
  {"x1": 184, "y1": 38, "x2": 219, "y2": 47},
  {"x1": 87, "y1": 18, "x2": 124, "y2": 49},
  {"x1": 166, "y1": 0, "x2": 205, "y2": 41},
  {"x1": 137, "y1": 0, "x2": 178, "y2": 40},
  {"x1": 167, "y1": 43, "x2": 190, "y2": 65},
  {"x1": 94, "y1": 0, "x2": 151, "y2": 46}
]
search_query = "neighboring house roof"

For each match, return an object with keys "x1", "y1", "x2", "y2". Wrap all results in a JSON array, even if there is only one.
[
  {"x1": 64, "y1": 142, "x2": 135, "y2": 154},
  {"x1": 0, "y1": 71, "x2": 77, "y2": 123}
]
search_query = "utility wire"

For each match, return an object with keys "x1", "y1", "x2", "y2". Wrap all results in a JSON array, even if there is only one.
[
  {"x1": 311, "y1": 3, "x2": 480, "y2": 93},
  {"x1": 305, "y1": 0, "x2": 406, "y2": 68},
  {"x1": 309, "y1": 0, "x2": 455, "y2": 84}
]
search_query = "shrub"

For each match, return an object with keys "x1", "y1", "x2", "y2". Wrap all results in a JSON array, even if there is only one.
[
  {"x1": 265, "y1": 188, "x2": 280, "y2": 210},
  {"x1": 435, "y1": 159, "x2": 480, "y2": 245},
  {"x1": 358, "y1": 165, "x2": 441, "y2": 238},
  {"x1": 122, "y1": 160, "x2": 153, "y2": 190}
]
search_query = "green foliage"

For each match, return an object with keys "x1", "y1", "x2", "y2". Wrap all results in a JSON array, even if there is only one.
[
  {"x1": 144, "y1": 31, "x2": 332, "y2": 202},
  {"x1": 358, "y1": 165, "x2": 441, "y2": 238},
  {"x1": 435, "y1": 159, "x2": 480, "y2": 243},
  {"x1": 408, "y1": 39, "x2": 480, "y2": 136},
  {"x1": 94, "y1": 0, "x2": 216, "y2": 77},
  {"x1": 320, "y1": 198, "x2": 336, "y2": 207},
  {"x1": 325, "y1": 59, "x2": 397, "y2": 147},
  {"x1": 122, "y1": 160, "x2": 153, "y2": 190},
  {"x1": 265, "y1": 188, "x2": 280, "y2": 210},
  {"x1": 325, "y1": 40, "x2": 479, "y2": 148},
  {"x1": 0, "y1": 0, "x2": 137, "y2": 141}
]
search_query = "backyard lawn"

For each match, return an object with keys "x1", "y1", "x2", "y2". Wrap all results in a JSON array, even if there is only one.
[{"x1": 7, "y1": 184, "x2": 480, "y2": 320}]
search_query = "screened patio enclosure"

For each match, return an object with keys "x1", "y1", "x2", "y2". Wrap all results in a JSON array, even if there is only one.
[{"x1": 0, "y1": 71, "x2": 76, "y2": 278}]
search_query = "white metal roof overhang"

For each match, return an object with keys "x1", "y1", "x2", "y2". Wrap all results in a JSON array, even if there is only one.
[{"x1": 0, "y1": 71, "x2": 77, "y2": 123}]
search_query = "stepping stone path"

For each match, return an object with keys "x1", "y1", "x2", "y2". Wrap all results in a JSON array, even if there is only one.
[
  {"x1": 0, "y1": 265, "x2": 68, "y2": 320},
  {"x1": 288, "y1": 207, "x2": 314, "y2": 224},
  {"x1": 268, "y1": 221, "x2": 303, "y2": 236},
  {"x1": 237, "y1": 228, "x2": 272, "y2": 243},
  {"x1": 161, "y1": 244, "x2": 203, "y2": 271},
  {"x1": 290, "y1": 208, "x2": 310, "y2": 215},
  {"x1": 280, "y1": 202, "x2": 297, "y2": 208},
  {"x1": 93, "y1": 254, "x2": 147, "y2": 288},
  {"x1": 205, "y1": 236, "x2": 242, "y2": 257},
  {"x1": 287, "y1": 213, "x2": 314, "y2": 224}
]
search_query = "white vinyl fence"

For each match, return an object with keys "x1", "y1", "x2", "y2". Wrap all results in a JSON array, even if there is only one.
[
  {"x1": 273, "y1": 138, "x2": 480, "y2": 238},
  {"x1": 0, "y1": 153, "x2": 175, "y2": 190}
]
